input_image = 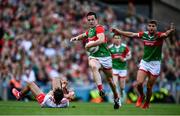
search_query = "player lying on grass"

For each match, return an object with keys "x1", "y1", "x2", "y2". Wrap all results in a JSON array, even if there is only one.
[{"x1": 12, "y1": 78, "x2": 75, "y2": 108}]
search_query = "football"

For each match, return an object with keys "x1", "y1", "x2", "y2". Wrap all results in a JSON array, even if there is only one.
[
  {"x1": 86, "y1": 41, "x2": 99, "y2": 53},
  {"x1": 88, "y1": 46, "x2": 99, "y2": 53}
]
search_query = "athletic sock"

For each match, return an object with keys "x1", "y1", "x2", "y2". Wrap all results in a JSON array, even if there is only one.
[{"x1": 98, "y1": 85, "x2": 103, "y2": 91}]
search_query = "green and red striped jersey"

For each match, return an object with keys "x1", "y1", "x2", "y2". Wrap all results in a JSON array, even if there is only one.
[
  {"x1": 85, "y1": 25, "x2": 110, "y2": 57},
  {"x1": 108, "y1": 43, "x2": 130, "y2": 69},
  {"x1": 137, "y1": 31, "x2": 164, "y2": 61}
]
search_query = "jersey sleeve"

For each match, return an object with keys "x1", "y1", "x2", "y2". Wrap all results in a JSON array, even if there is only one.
[
  {"x1": 85, "y1": 31, "x2": 88, "y2": 36},
  {"x1": 96, "y1": 25, "x2": 105, "y2": 34},
  {"x1": 125, "y1": 46, "x2": 130, "y2": 55},
  {"x1": 157, "y1": 32, "x2": 164, "y2": 38},
  {"x1": 121, "y1": 46, "x2": 130, "y2": 58},
  {"x1": 123, "y1": 46, "x2": 131, "y2": 61}
]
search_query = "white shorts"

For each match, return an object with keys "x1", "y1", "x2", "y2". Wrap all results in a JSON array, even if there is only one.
[
  {"x1": 113, "y1": 69, "x2": 127, "y2": 77},
  {"x1": 139, "y1": 59, "x2": 161, "y2": 77},
  {"x1": 89, "y1": 56, "x2": 112, "y2": 69}
]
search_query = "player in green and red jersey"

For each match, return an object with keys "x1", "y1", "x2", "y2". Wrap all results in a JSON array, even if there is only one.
[
  {"x1": 108, "y1": 35, "x2": 131, "y2": 106},
  {"x1": 111, "y1": 20, "x2": 175, "y2": 109},
  {"x1": 70, "y1": 12, "x2": 119, "y2": 109}
]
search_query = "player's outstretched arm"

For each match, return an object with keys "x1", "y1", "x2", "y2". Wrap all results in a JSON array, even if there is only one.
[
  {"x1": 160, "y1": 23, "x2": 175, "y2": 38},
  {"x1": 70, "y1": 33, "x2": 87, "y2": 42},
  {"x1": 111, "y1": 27, "x2": 138, "y2": 38}
]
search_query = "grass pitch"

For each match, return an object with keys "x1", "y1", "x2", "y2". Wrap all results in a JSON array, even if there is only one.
[{"x1": 0, "y1": 101, "x2": 179, "y2": 115}]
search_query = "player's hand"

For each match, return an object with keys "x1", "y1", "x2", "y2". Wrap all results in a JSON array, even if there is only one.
[
  {"x1": 62, "y1": 80, "x2": 68, "y2": 88},
  {"x1": 69, "y1": 91, "x2": 75, "y2": 98},
  {"x1": 69, "y1": 91, "x2": 75, "y2": 100},
  {"x1": 85, "y1": 41, "x2": 93, "y2": 50},
  {"x1": 85, "y1": 44, "x2": 90, "y2": 51},
  {"x1": 113, "y1": 55, "x2": 124, "y2": 61},
  {"x1": 110, "y1": 27, "x2": 119, "y2": 34},
  {"x1": 70, "y1": 37, "x2": 78, "y2": 42},
  {"x1": 119, "y1": 56, "x2": 125, "y2": 62},
  {"x1": 64, "y1": 91, "x2": 75, "y2": 100}
]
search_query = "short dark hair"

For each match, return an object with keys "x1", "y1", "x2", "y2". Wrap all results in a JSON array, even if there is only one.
[
  {"x1": 113, "y1": 34, "x2": 121, "y2": 39},
  {"x1": 148, "y1": 20, "x2": 158, "y2": 26},
  {"x1": 53, "y1": 88, "x2": 64, "y2": 105},
  {"x1": 86, "y1": 12, "x2": 97, "y2": 19}
]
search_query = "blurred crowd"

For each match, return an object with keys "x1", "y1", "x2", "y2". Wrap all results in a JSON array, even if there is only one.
[{"x1": 0, "y1": 0, "x2": 179, "y2": 102}]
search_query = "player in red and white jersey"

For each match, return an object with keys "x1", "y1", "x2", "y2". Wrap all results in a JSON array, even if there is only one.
[
  {"x1": 111, "y1": 20, "x2": 175, "y2": 109},
  {"x1": 12, "y1": 78, "x2": 74, "y2": 108}
]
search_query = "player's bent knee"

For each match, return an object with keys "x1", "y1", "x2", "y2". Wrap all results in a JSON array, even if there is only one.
[
  {"x1": 136, "y1": 79, "x2": 144, "y2": 85},
  {"x1": 90, "y1": 64, "x2": 99, "y2": 71}
]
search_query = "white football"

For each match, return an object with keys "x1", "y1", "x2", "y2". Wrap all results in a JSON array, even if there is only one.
[
  {"x1": 88, "y1": 46, "x2": 99, "y2": 53},
  {"x1": 86, "y1": 41, "x2": 99, "y2": 53}
]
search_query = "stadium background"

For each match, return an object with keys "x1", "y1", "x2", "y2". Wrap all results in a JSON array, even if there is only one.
[{"x1": 0, "y1": 0, "x2": 179, "y2": 105}]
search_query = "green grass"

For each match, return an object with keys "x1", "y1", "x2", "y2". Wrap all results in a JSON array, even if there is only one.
[{"x1": 0, "y1": 101, "x2": 179, "y2": 115}]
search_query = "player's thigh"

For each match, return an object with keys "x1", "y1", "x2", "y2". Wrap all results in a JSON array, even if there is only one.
[
  {"x1": 88, "y1": 58, "x2": 101, "y2": 70},
  {"x1": 120, "y1": 77, "x2": 126, "y2": 87},
  {"x1": 28, "y1": 82, "x2": 43, "y2": 97},
  {"x1": 112, "y1": 69, "x2": 120, "y2": 81},
  {"x1": 103, "y1": 68, "x2": 113, "y2": 78},
  {"x1": 118, "y1": 70, "x2": 127, "y2": 86},
  {"x1": 113, "y1": 74, "x2": 119, "y2": 85},
  {"x1": 136, "y1": 70, "x2": 148, "y2": 84}
]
